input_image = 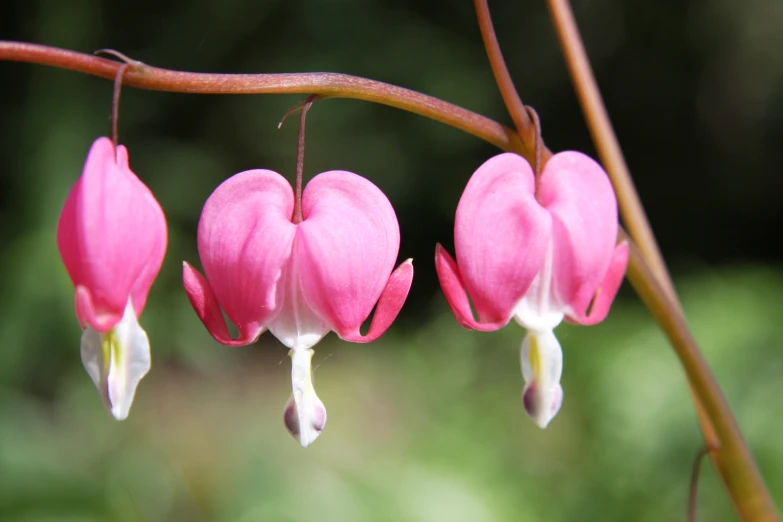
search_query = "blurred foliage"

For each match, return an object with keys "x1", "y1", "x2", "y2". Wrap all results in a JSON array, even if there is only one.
[
  {"x1": 0, "y1": 268, "x2": 782, "y2": 521},
  {"x1": 1, "y1": 0, "x2": 782, "y2": 520}
]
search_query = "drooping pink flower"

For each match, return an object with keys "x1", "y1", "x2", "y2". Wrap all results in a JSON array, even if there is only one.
[
  {"x1": 57, "y1": 137, "x2": 167, "y2": 420},
  {"x1": 435, "y1": 152, "x2": 628, "y2": 428},
  {"x1": 183, "y1": 169, "x2": 413, "y2": 447}
]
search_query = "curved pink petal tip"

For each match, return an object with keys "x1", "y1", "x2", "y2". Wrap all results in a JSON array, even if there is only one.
[
  {"x1": 182, "y1": 261, "x2": 262, "y2": 346},
  {"x1": 434, "y1": 244, "x2": 506, "y2": 332},
  {"x1": 75, "y1": 285, "x2": 122, "y2": 332},
  {"x1": 567, "y1": 241, "x2": 629, "y2": 325},
  {"x1": 339, "y1": 259, "x2": 414, "y2": 342}
]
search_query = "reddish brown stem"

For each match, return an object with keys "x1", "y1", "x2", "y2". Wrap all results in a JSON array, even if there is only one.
[
  {"x1": 473, "y1": 0, "x2": 546, "y2": 163},
  {"x1": 0, "y1": 41, "x2": 524, "y2": 156},
  {"x1": 292, "y1": 98, "x2": 315, "y2": 224},
  {"x1": 110, "y1": 63, "x2": 129, "y2": 149}
]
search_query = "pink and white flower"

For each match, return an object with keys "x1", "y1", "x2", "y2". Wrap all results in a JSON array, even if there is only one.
[
  {"x1": 57, "y1": 137, "x2": 167, "y2": 420},
  {"x1": 183, "y1": 169, "x2": 413, "y2": 447},
  {"x1": 436, "y1": 152, "x2": 628, "y2": 428}
]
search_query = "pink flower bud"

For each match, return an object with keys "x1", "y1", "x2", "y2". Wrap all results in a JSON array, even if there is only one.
[{"x1": 57, "y1": 137, "x2": 167, "y2": 420}]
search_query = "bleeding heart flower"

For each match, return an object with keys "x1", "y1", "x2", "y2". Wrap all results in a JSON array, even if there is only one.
[
  {"x1": 183, "y1": 169, "x2": 413, "y2": 447},
  {"x1": 435, "y1": 152, "x2": 628, "y2": 428},
  {"x1": 57, "y1": 137, "x2": 167, "y2": 420}
]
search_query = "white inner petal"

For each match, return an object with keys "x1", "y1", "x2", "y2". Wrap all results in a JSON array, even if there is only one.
[
  {"x1": 268, "y1": 240, "x2": 329, "y2": 351},
  {"x1": 513, "y1": 240, "x2": 565, "y2": 332},
  {"x1": 520, "y1": 329, "x2": 564, "y2": 429},
  {"x1": 80, "y1": 299, "x2": 151, "y2": 421}
]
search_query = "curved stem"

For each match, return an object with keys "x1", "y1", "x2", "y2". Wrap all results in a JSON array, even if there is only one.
[
  {"x1": 689, "y1": 446, "x2": 715, "y2": 522},
  {"x1": 543, "y1": 2, "x2": 778, "y2": 520},
  {"x1": 0, "y1": 41, "x2": 523, "y2": 155},
  {"x1": 473, "y1": 0, "x2": 546, "y2": 163},
  {"x1": 622, "y1": 230, "x2": 779, "y2": 521}
]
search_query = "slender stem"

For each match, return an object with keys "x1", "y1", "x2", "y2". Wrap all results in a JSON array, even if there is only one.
[
  {"x1": 525, "y1": 106, "x2": 544, "y2": 202},
  {"x1": 543, "y1": 3, "x2": 778, "y2": 520},
  {"x1": 473, "y1": 0, "x2": 547, "y2": 163},
  {"x1": 110, "y1": 63, "x2": 130, "y2": 149},
  {"x1": 96, "y1": 49, "x2": 143, "y2": 149},
  {"x1": 0, "y1": 41, "x2": 524, "y2": 155},
  {"x1": 688, "y1": 446, "x2": 714, "y2": 522},
  {"x1": 544, "y1": 0, "x2": 677, "y2": 304},
  {"x1": 622, "y1": 230, "x2": 779, "y2": 522},
  {"x1": 544, "y1": 0, "x2": 719, "y2": 453},
  {"x1": 292, "y1": 98, "x2": 315, "y2": 224},
  {"x1": 525, "y1": 106, "x2": 543, "y2": 175}
]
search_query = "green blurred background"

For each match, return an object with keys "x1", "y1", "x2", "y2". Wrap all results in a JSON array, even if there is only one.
[{"x1": 1, "y1": 0, "x2": 782, "y2": 520}]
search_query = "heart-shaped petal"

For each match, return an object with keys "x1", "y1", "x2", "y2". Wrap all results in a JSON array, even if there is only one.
[
  {"x1": 539, "y1": 152, "x2": 620, "y2": 319},
  {"x1": 448, "y1": 153, "x2": 551, "y2": 326},
  {"x1": 188, "y1": 169, "x2": 297, "y2": 343},
  {"x1": 295, "y1": 171, "x2": 404, "y2": 340}
]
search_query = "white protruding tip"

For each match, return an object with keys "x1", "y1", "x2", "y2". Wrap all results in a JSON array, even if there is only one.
[
  {"x1": 520, "y1": 330, "x2": 564, "y2": 429},
  {"x1": 80, "y1": 299, "x2": 151, "y2": 421},
  {"x1": 284, "y1": 348, "x2": 327, "y2": 447}
]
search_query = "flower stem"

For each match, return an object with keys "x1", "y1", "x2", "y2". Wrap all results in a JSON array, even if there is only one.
[
  {"x1": 291, "y1": 98, "x2": 315, "y2": 224},
  {"x1": 545, "y1": 0, "x2": 778, "y2": 518},
  {"x1": 688, "y1": 446, "x2": 715, "y2": 522},
  {"x1": 473, "y1": 0, "x2": 545, "y2": 163},
  {"x1": 543, "y1": 0, "x2": 778, "y2": 518},
  {"x1": 0, "y1": 41, "x2": 523, "y2": 154},
  {"x1": 109, "y1": 63, "x2": 129, "y2": 150},
  {"x1": 622, "y1": 230, "x2": 779, "y2": 521}
]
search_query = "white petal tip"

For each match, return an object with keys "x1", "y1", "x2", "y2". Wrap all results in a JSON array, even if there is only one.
[
  {"x1": 283, "y1": 393, "x2": 327, "y2": 448},
  {"x1": 284, "y1": 348, "x2": 327, "y2": 447},
  {"x1": 109, "y1": 403, "x2": 131, "y2": 421},
  {"x1": 522, "y1": 382, "x2": 562, "y2": 429}
]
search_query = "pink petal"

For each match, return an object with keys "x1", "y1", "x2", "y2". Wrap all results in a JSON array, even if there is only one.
[
  {"x1": 341, "y1": 259, "x2": 414, "y2": 342},
  {"x1": 182, "y1": 262, "x2": 261, "y2": 345},
  {"x1": 187, "y1": 169, "x2": 296, "y2": 343},
  {"x1": 74, "y1": 285, "x2": 120, "y2": 332},
  {"x1": 450, "y1": 153, "x2": 551, "y2": 326},
  {"x1": 434, "y1": 245, "x2": 506, "y2": 331},
  {"x1": 295, "y1": 171, "x2": 404, "y2": 339},
  {"x1": 57, "y1": 137, "x2": 167, "y2": 332},
  {"x1": 566, "y1": 241, "x2": 629, "y2": 325},
  {"x1": 539, "y1": 151, "x2": 620, "y2": 320}
]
